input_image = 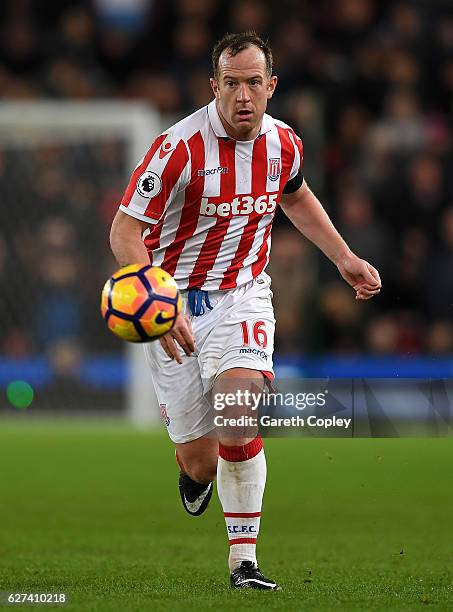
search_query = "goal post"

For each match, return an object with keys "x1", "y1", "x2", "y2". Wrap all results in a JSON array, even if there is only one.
[{"x1": 0, "y1": 101, "x2": 163, "y2": 425}]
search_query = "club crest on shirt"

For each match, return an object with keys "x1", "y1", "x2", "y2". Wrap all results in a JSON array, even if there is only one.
[
  {"x1": 268, "y1": 158, "x2": 281, "y2": 182},
  {"x1": 136, "y1": 171, "x2": 162, "y2": 198}
]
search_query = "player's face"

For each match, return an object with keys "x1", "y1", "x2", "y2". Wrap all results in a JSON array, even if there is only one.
[{"x1": 210, "y1": 46, "x2": 277, "y2": 141}]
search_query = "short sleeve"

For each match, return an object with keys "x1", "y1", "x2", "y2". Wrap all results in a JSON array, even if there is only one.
[
  {"x1": 119, "y1": 133, "x2": 190, "y2": 223},
  {"x1": 283, "y1": 130, "x2": 304, "y2": 194}
]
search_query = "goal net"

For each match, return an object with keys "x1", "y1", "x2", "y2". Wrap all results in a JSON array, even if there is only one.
[{"x1": 0, "y1": 101, "x2": 163, "y2": 425}]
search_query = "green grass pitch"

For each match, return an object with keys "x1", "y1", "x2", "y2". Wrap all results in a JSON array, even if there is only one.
[{"x1": 0, "y1": 422, "x2": 452, "y2": 611}]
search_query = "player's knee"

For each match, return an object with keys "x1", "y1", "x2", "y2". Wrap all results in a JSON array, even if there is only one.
[
  {"x1": 187, "y1": 459, "x2": 217, "y2": 484},
  {"x1": 219, "y1": 436, "x2": 253, "y2": 448}
]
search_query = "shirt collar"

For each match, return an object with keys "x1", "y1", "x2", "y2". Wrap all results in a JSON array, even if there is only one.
[{"x1": 207, "y1": 99, "x2": 275, "y2": 140}]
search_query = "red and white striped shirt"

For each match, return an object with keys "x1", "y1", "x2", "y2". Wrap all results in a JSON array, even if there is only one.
[{"x1": 120, "y1": 100, "x2": 304, "y2": 291}]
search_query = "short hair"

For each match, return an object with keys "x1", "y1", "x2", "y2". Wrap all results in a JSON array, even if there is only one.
[{"x1": 212, "y1": 31, "x2": 273, "y2": 79}]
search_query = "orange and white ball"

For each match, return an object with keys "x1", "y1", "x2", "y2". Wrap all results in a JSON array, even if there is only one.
[{"x1": 101, "y1": 264, "x2": 182, "y2": 342}]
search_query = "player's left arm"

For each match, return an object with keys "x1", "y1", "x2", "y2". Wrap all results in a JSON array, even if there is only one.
[{"x1": 280, "y1": 180, "x2": 381, "y2": 300}]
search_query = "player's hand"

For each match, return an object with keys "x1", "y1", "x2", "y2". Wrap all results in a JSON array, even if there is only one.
[
  {"x1": 159, "y1": 311, "x2": 195, "y2": 364},
  {"x1": 336, "y1": 254, "x2": 381, "y2": 300}
]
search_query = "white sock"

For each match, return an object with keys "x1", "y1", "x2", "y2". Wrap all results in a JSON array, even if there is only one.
[{"x1": 217, "y1": 437, "x2": 266, "y2": 571}]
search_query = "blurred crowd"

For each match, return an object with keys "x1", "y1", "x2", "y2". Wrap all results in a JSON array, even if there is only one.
[{"x1": 1, "y1": 0, "x2": 452, "y2": 359}]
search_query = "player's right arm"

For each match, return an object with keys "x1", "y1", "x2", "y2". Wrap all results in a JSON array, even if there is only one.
[
  {"x1": 110, "y1": 210, "x2": 194, "y2": 362},
  {"x1": 110, "y1": 134, "x2": 195, "y2": 362},
  {"x1": 110, "y1": 211, "x2": 150, "y2": 267}
]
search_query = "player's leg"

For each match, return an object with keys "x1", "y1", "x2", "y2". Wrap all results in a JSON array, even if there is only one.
[
  {"x1": 175, "y1": 435, "x2": 218, "y2": 516},
  {"x1": 143, "y1": 340, "x2": 217, "y2": 516},
  {"x1": 198, "y1": 274, "x2": 278, "y2": 588},
  {"x1": 175, "y1": 435, "x2": 218, "y2": 484},
  {"x1": 214, "y1": 367, "x2": 279, "y2": 590}
]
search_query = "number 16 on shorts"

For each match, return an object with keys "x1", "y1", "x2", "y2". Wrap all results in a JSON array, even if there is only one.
[
  {"x1": 236, "y1": 319, "x2": 274, "y2": 375},
  {"x1": 240, "y1": 320, "x2": 268, "y2": 348}
]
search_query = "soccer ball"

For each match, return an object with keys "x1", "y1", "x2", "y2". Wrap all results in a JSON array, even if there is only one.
[{"x1": 101, "y1": 264, "x2": 182, "y2": 342}]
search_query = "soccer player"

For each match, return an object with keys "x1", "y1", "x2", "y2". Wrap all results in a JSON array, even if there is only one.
[{"x1": 110, "y1": 32, "x2": 381, "y2": 590}]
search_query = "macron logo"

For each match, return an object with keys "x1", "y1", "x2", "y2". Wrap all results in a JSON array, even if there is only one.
[
  {"x1": 198, "y1": 166, "x2": 229, "y2": 176},
  {"x1": 159, "y1": 141, "x2": 175, "y2": 159}
]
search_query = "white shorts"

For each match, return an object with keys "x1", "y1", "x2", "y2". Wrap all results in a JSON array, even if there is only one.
[{"x1": 144, "y1": 272, "x2": 275, "y2": 443}]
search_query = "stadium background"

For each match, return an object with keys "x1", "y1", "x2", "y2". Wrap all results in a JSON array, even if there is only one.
[
  {"x1": 2, "y1": 0, "x2": 453, "y2": 416},
  {"x1": 1, "y1": 2, "x2": 453, "y2": 609},
  {"x1": 1, "y1": 0, "x2": 453, "y2": 404}
]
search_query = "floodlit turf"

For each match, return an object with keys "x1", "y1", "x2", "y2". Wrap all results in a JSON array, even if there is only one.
[{"x1": 0, "y1": 422, "x2": 452, "y2": 611}]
